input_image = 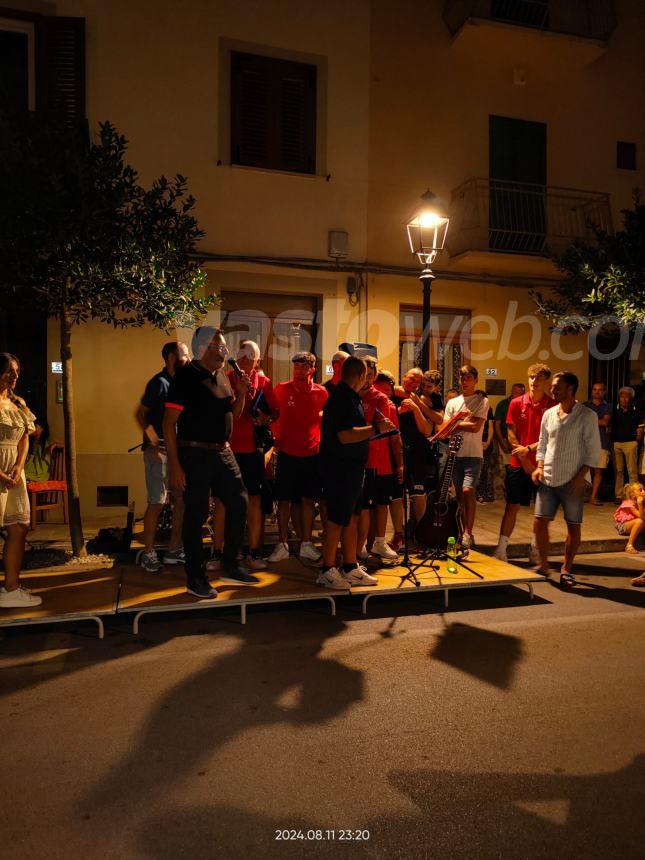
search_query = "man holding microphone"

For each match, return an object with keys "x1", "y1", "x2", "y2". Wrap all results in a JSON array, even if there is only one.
[{"x1": 164, "y1": 327, "x2": 257, "y2": 598}]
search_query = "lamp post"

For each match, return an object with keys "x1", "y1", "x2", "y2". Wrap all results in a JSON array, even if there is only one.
[{"x1": 406, "y1": 190, "x2": 450, "y2": 371}]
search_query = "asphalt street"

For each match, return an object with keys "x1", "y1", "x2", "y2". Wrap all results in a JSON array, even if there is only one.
[{"x1": 1, "y1": 551, "x2": 644, "y2": 859}]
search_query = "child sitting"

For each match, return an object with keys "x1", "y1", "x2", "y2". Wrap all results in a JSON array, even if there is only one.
[{"x1": 614, "y1": 482, "x2": 645, "y2": 555}]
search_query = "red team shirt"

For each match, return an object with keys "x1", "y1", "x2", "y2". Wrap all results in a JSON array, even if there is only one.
[
  {"x1": 228, "y1": 369, "x2": 276, "y2": 454},
  {"x1": 506, "y1": 393, "x2": 556, "y2": 468},
  {"x1": 361, "y1": 386, "x2": 397, "y2": 475},
  {"x1": 272, "y1": 380, "x2": 328, "y2": 457}
]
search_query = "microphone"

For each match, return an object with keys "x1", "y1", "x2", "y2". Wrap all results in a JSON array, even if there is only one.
[{"x1": 228, "y1": 357, "x2": 244, "y2": 376}]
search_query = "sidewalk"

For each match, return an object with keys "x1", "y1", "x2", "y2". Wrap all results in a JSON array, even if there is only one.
[
  {"x1": 473, "y1": 499, "x2": 624, "y2": 558},
  {"x1": 25, "y1": 498, "x2": 626, "y2": 562}
]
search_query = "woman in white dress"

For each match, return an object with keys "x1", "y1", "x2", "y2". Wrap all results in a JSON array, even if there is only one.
[{"x1": 0, "y1": 353, "x2": 42, "y2": 608}]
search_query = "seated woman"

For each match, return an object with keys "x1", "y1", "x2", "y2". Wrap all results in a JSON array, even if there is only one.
[{"x1": 24, "y1": 416, "x2": 52, "y2": 483}]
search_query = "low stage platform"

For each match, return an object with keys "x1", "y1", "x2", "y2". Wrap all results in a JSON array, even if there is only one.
[{"x1": 0, "y1": 551, "x2": 542, "y2": 637}]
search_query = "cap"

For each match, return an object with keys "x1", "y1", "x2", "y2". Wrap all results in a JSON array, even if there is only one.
[
  {"x1": 292, "y1": 351, "x2": 316, "y2": 365},
  {"x1": 237, "y1": 340, "x2": 261, "y2": 361}
]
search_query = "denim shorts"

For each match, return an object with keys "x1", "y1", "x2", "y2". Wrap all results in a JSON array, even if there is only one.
[
  {"x1": 451, "y1": 457, "x2": 483, "y2": 491},
  {"x1": 535, "y1": 482, "x2": 585, "y2": 525}
]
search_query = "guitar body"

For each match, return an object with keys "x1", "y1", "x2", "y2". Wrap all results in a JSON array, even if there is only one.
[
  {"x1": 413, "y1": 433, "x2": 465, "y2": 550},
  {"x1": 415, "y1": 491, "x2": 463, "y2": 550}
]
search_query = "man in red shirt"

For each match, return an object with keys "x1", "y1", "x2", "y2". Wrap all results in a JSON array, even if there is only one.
[
  {"x1": 493, "y1": 363, "x2": 554, "y2": 562},
  {"x1": 357, "y1": 357, "x2": 400, "y2": 562},
  {"x1": 210, "y1": 340, "x2": 276, "y2": 571},
  {"x1": 268, "y1": 351, "x2": 328, "y2": 564}
]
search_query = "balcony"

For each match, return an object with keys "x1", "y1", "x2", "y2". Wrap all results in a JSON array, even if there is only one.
[
  {"x1": 448, "y1": 177, "x2": 612, "y2": 270},
  {"x1": 443, "y1": 1, "x2": 616, "y2": 67}
]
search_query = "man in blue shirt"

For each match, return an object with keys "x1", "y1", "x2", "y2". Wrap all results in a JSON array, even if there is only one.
[{"x1": 135, "y1": 341, "x2": 189, "y2": 572}]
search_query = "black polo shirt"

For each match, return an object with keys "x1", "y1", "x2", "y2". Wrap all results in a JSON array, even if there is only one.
[
  {"x1": 166, "y1": 360, "x2": 233, "y2": 444},
  {"x1": 320, "y1": 381, "x2": 369, "y2": 465},
  {"x1": 612, "y1": 406, "x2": 642, "y2": 443},
  {"x1": 140, "y1": 367, "x2": 172, "y2": 448}
]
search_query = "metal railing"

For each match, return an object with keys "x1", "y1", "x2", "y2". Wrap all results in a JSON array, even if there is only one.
[
  {"x1": 443, "y1": 0, "x2": 617, "y2": 42},
  {"x1": 449, "y1": 177, "x2": 612, "y2": 257}
]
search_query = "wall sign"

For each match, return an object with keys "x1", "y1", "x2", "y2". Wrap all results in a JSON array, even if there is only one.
[
  {"x1": 51, "y1": 361, "x2": 63, "y2": 374},
  {"x1": 485, "y1": 368, "x2": 498, "y2": 377}
]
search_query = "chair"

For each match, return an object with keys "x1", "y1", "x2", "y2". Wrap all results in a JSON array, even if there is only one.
[{"x1": 27, "y1": 443, "x2": 68, "y2": 530}]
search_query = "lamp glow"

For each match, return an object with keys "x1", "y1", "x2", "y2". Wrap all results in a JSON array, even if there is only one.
[{"x1": 406, "y1": 191, "x2": 450, "y2": 265}]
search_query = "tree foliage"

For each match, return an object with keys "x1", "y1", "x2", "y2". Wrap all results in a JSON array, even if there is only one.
[
  {"x1": 0, "y1": 115, "x2": 212, "y2": 327},
  {"x1": 0, "y1": 114, "x2": 214, "y2": 554},
  {"x1": 531, "y1": 194, "x2": 645, "y2": 332}
]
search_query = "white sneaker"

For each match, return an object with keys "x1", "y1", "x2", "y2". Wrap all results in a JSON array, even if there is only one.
[
  {"x1": 316, "y1": 567, "x2": 349, "y2": 589},
  {"x1": 268, "y1": 541, "x2": 290, "y2": 563},
  {"x1": 492, "y1": 545, "x2": 508, "y2": 562},
  {"x1": 371, "y1": 540, "x2": 398, "y2": 561},
  {"x1": 299, "y1": 541, "x2": 322, "y2": 563},
  {"x1": 343, "y1": 566, "x2": 378, "y2": 587},
  {"x1": 0, "y1": 586, "x2": 43, "y2": 608},
  {"x1": 528, "y1": 542, "x2": 540, "y2": 566}
]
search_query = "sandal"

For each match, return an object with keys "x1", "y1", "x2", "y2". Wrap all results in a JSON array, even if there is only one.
[
  {"x1": 632, "y1": 574, "x2": 645, "y2": 588},
  {"x1": 625, "y1": 545, "x2": 640, "y2": 555},
  {"x1": 590, "y1": 499, "x2": 603, "y2": 506},
  {"x1": 559, "y1": 572, "x2": 577, "y2": 589}
]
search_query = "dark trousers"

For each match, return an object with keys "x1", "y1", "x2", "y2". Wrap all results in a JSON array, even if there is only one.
[{"x1": 179, "y1": 447, "x2": 248, "y2": 583}]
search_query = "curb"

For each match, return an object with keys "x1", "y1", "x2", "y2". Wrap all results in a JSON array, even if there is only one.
[{"x1": 479, "y1": 538, "x2": 626, "y2": 559}]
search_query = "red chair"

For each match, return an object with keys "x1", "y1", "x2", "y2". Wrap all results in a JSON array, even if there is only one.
[{"x1": 27, "y1": 443, "x2": 68, "y2": 530}]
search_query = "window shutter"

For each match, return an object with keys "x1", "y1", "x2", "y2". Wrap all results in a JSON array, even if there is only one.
[
  {"x1": 279, "y1": 66, "x2": 316, "y2": 173},
  {"x1": 36, "y1": 16, "x2": 85, "y2": 128},
  {"x1": 231, "y1": 51, "x2": 316, "y2": 174},
  {"x1": 231, "y1": 54, "x2": 270, "y2": 167}
]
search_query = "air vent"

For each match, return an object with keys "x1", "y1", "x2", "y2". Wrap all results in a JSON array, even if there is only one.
[{"x1": 97, "y1": 486, "x2": 128, "y2": 507}]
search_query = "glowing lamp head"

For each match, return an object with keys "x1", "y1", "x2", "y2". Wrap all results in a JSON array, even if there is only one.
[{"x1": 406, "y1": 191, "x2": 450, "y2": 265}]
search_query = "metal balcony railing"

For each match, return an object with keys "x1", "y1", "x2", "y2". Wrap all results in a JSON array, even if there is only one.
[
  {"x1": 449, "y1": 178, "x2": 613, "y2": 257},
  {"x1": 443, "y1": 0, "x2": 617, "y2": 42}
]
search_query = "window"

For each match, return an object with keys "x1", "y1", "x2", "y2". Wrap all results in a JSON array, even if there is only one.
[
  {"x1": 617, "y1": 141, "x2": 637, "y2": 171},
  {"x1": 491, "y1": 0, "x2": 549, "y2": 29},
  {"x1": 0, "y1": 17, "x2": 35, "y2": 113},
  {"x1": 399, "y1": 307, "x2": 471, "y2": 390},
  {"x1": 230, "y1": 51, "x2": 317, "y2": 174},
  {"x1": 489, "y1": 114, "x2": 547, "y2": 253}
]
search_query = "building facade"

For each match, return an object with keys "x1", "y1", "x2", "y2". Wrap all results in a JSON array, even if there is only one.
[{"x1": 2, "y1": 0, "x2": 644, "y2": 519}]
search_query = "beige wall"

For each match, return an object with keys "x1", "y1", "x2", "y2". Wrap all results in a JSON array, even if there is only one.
[
  {"x1": 367, "y1": 0, "x2": 645, "y2": 267},
  {"x1": 59, "y1": 0, "x2": 372, "y2": 261}
]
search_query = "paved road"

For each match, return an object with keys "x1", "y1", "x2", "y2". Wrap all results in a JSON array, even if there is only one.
[{"x1": 1, "y1": 552, "x2": 644, "y2": 859}]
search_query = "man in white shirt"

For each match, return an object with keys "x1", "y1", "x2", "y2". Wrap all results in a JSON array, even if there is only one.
[
  {"x1": 441, "y1": 365, "x2": 490, "y2": 549},
  {"x1": 532, "y1": 371, "x2": 600, "y2": 587}
]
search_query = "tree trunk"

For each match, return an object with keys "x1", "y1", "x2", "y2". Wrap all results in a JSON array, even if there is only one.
[{"x1": 60, "y1": 291, "x2": 86, "y2": 557}]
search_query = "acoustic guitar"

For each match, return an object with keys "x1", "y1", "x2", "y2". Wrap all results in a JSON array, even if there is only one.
[{"x1": 415, "y1": 434, "x2": 464, "y2": 550}]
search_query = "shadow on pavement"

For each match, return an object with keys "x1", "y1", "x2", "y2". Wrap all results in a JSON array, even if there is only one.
[
  {"x1": 429, "y1": 622, "x2": 524, "y2": 690},
  {"x1": 133, "y1": 756, "x2": 645, "y2": 859},
  {"x1": 387, "y1": 754, "x2": 645, "y2": 858},
  {"x1": 81, "y1": 615, "x2": 363, "y2": 812}
]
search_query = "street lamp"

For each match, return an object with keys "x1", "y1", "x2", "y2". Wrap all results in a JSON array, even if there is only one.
[{"x1": 406, "y1": 190, "x2": 450, "y2": 371}]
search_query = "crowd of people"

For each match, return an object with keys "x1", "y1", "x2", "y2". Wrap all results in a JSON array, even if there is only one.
[{"x1": 1, "y1": 334, "x2": 645, "y2": 609}]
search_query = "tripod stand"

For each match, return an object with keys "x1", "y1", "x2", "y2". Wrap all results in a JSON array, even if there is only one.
[{"x1": 398, "y1": 440, "x2": 441, "y2": 587}]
